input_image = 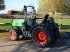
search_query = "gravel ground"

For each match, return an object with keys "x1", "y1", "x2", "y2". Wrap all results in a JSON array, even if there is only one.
[{"x1": 0, "y1": 37, "x2": 70, "y2": 52}]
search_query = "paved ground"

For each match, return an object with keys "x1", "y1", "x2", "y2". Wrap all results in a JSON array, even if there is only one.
[{"x1": 0, "y1": 37, "x2": 70, "y2": 52}]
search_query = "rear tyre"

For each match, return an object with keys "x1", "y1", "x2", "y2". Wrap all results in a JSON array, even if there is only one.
[
  {"x1": 9, "y1": 29, "x2": 19, "y2": 41},
  {"x1": 31, "y1": 24, "x2": 53, "y2": 47}
]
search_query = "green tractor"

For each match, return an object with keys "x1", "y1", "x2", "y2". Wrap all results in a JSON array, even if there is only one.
[{"x1": 9, "y1": 5, "x2": 59, "y2": 47}]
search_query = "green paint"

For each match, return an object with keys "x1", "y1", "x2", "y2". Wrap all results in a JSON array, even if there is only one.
[{"x1": 12, "y1": 19, "x2": 25, "y2": 26}]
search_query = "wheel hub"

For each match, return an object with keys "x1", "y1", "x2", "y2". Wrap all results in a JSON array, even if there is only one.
[
  {"x1": 10, "y1": 32, "x2": 15, "y2": 37},
  {"x1": 34, "y1": 30, "x2": 48, "y2": 45},
  {"x1": 38, "y1": 32, "x2": 46, "y2": 41}
]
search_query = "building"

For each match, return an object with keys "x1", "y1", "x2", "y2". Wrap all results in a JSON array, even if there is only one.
[{"x1": 7, "y1": 10, "x2": 24, "y2": 15}]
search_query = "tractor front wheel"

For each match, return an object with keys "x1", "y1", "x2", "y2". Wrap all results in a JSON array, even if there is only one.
[{"x1": 9, "y1": 29, "x2": 19, "y2": 41}]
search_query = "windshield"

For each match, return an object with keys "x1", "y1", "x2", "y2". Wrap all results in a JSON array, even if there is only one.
[{"x1": 27, "y1": 7, "x2": 33, "y2": 14}]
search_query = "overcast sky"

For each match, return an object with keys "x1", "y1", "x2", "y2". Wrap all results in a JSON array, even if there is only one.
[{"x1": 0, "y1": 0, "x2": 38, "y2": 14}]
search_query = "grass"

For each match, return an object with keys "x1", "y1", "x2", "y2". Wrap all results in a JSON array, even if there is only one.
[
  {"x1": 54, "y1": 19, "x2": 70, "y2": 25},
  {"x1": 0, "y1": 19, "x2": 12, "y2": 30},
  {"x1": 0, "y1": 25, "x2": 11, "y2": 30},
  {"x1": 0, "y1": 19, "x2": 12, "y2": 23},
  {"x1": 0, "y1": 19, "x2": 12, "y2": 37},
  {"x1": 0, "y1": 32, "x2": 9, "y2": 37}
]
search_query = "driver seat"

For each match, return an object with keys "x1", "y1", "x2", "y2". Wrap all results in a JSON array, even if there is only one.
[{"x1": 24, "y1": 17, "x2": 36, "y2": 31}]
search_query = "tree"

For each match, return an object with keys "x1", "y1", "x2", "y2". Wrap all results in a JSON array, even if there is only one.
[
  {"x1": 38, "y1": 0, "x2": 48, "y2": 14},
  {"x1": 0, "y1": 0, "x2": 5, "y2": 10},
  {"x1": 48, "y1": 0, "x2": 70, "y2": 13},
  {"x1": 38, "y1": 0, "x2": 70, "y2": 14}
]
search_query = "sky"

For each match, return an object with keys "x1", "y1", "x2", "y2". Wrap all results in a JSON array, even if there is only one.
[{"x1": 0, "y1": 0, "x2": 38, "y2": 14}]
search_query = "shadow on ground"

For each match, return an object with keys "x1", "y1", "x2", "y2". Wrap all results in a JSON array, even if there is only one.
[{"x1": 11, "y1": 39, "x2": 70, "y2": 52}]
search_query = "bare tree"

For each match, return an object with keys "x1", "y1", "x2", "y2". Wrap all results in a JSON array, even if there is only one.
[
  {"x1": 38, "y1": 0, "x2": 48, "y2": 14},
  {"x1": 38, "y1": 0, "x2": 70, "y2": 14}
]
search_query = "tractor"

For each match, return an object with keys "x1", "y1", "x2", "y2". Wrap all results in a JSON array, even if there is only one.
[{"x1": 9, "y1": 5, "x2": 60, "y2": 47}]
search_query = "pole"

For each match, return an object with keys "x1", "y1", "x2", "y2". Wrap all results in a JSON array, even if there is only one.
[{"x1": 59, "y1": 17, "x2": 62, "y2": 31}]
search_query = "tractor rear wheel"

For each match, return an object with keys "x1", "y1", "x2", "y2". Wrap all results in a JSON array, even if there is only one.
[
  {"x1": 31, "y1": 24, "x2": 53, "y2": 47},
  {"x1": 9, "y1": 29, "x2": 19, "y2": 41}
]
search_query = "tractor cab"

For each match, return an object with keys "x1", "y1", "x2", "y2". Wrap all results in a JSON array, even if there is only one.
[{"x1": 23, "y1": 5, "x2": 36, "y2": 31}]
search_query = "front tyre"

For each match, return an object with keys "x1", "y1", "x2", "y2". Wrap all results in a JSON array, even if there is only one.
[{"x1": 9, "y1": 29, "x2": 19, "y2": 41}]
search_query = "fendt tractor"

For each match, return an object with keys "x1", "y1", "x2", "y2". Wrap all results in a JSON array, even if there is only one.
[{"x1": 9, "y1": 5, "x2": 60, "y2": 47}]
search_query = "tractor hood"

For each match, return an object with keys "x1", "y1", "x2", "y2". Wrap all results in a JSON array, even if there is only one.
[{"x1": 12, "y1": 19, "x2": 25, "y2": 26}]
